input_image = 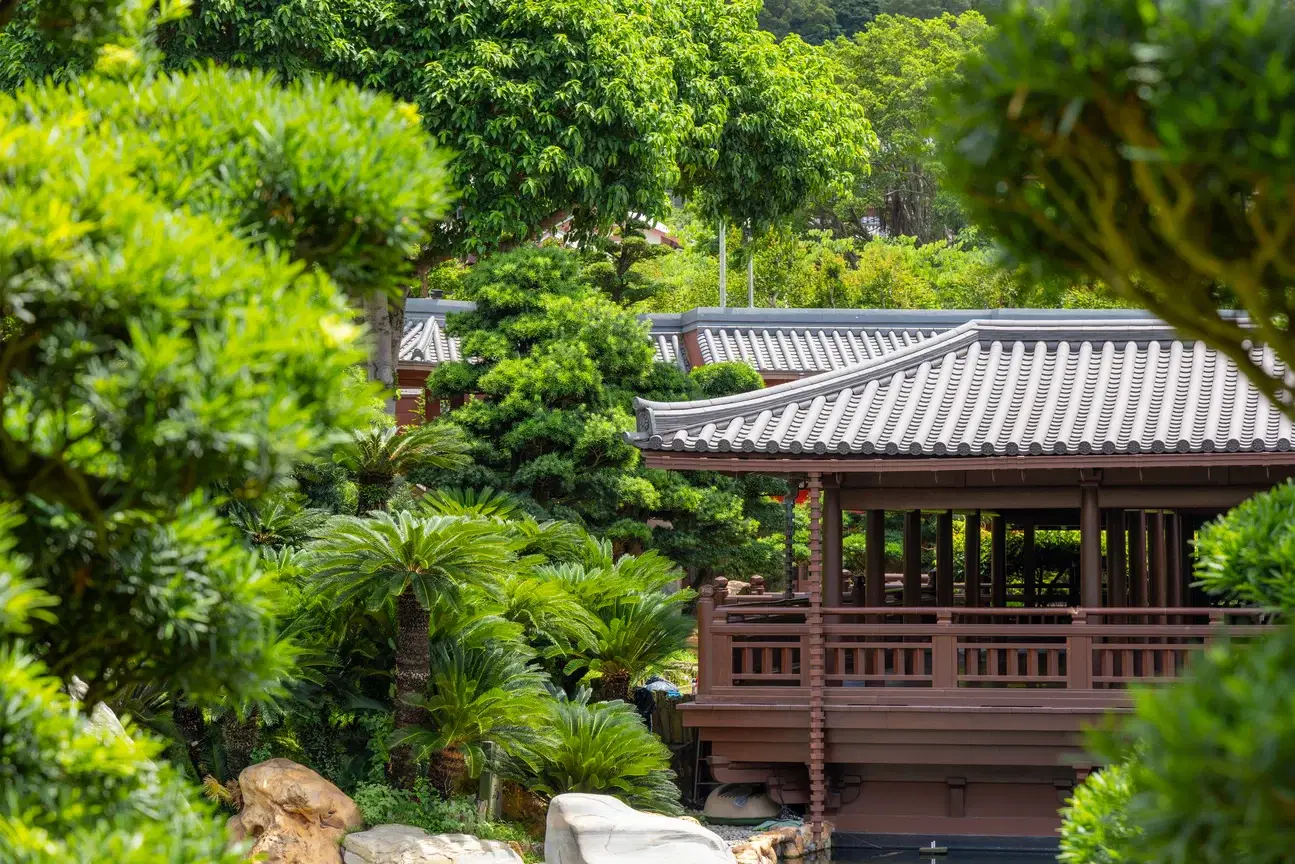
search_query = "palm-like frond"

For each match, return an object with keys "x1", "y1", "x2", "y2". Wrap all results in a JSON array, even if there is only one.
[
  {"x1": 428, "y1": 589, "x2": 524, "y2": 651},
  {"x1": 391, "y1": 642, "x2": 553, "y2": 777},
  {"x1": 306, "y1": 512, "x2": 515, "y2": 612},
  {"x1": 508, "y1": 517, "x2": 589, "y2": 563},
  {"x1": 565, "y1": 591, "x2": 696, "y2": 683},
  {"x1": 418, "y1": 487, "x2": 525, "y2": 521},
  {"x1": 497, "y1": 575, "x2": 600, "y2": 655},
  {"x1": 338, "y1": 422, "x2": 471, "y2": 482},
  {"x1": 497, "y1": 689, "x2": 682, "y2": 815},
  {"x1": 226, "y1": 494, "x2": 328, "y2": 549}
]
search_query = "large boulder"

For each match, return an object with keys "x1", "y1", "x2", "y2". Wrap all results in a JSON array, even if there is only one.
[
  {"x1": 341, "y1": 825, "x2": 523, "y2": 864},
  {"x1": 227, "y1": 758, "x2": 363, "y2": 864},
  {"x1": 545, "y1": 793, "x2": 736, "y2": 864}
]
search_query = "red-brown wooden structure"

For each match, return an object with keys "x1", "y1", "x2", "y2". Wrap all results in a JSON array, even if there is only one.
[{"x1": 629, "y1": 317, "x2": 1294, "y2": 838}]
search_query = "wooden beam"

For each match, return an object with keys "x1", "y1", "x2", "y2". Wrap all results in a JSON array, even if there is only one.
[
  {"x1": 964, "y1": 511, "x2": 981, "y2": 608},
  {"x1": 1106, "y1": 510, "x2": 1127, "y2": 608},
  {"x1": 990, "y1": 515, "x2": 1007, "y2": 607},
  {"x1": 937, "y1": 510, "x2": 954, "y2": 607},
  {"x1": 824, "y1": 484, "x2": 843, "y2": 608},
  {"x1": 1080, "y1": 481, "x2": 1101, "y2": 607},
  {"x1": 866, "y1": 510, "x2": 886, "y2": 607},
  {"x1": 1129, "y1": 511, "x2": 1147, "y2": 607},
  {"x1": 904, "y1": 511, "x2": 923, "y2": 608},
  {"x1": 839, "y1": 485, "x2": 1271, "y2": 512}
]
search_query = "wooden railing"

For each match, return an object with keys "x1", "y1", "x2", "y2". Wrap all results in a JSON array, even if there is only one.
[{"x1": 695, "y1": 585, "x2": 1271, "y2": 696}]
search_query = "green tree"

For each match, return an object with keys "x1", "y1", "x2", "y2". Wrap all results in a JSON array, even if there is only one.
[
  {"x1": 339, "y1": 422, "x2": 471, "y2": 514},
  {"x1": 1, "y1": 1, "x2": 450, "y2": 855},
  {"x1": 833, "y1": 0, "x2": 880, "y2": 37},
  {"x1": 826, "y1": 11, "x2": 989, "y2": 241},
  {"x1": 393, "y1": 642, "x2": 552, "y2": 797},
  {"x1": 940, "y1": 0, "x2": 1295, "y2": 416},
  {"x1": 760, "y1": 0, "x2": 841, "y2": 44},
  {"x1": 308, "y1": 513, "x2": 516, "y2": 789}
]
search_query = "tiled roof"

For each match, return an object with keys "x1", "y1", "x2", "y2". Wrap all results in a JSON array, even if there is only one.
[
  {"x1": 630, "y1": 319, "x2": 1291, "y2": 458},
  {"x1": 400, "y1": 298, "x2": 472, "y2": 365}
]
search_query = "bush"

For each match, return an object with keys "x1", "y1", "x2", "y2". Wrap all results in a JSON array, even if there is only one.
[
  {"x1": 1194, "y1": 480, "x2": 1295, "y2": 611},
  {"x1": 501, "y1": 690, "x2": 682, "y2": 815},
  {"x1": 690, "y1": 362, "x2": 765, "y2": 399},
  {"x1": 1059, "y1": 762, "x2": 1140, "y2": 864}
]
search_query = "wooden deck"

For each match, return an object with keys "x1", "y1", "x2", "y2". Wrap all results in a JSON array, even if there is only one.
[{"x1": 687, "y1": 589, "x2": 1270, "y2": 835}]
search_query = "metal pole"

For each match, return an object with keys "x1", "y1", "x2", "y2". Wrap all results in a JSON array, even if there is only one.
[
  {"x1": 746, "y1": 221, "x2": 755, "y2": 308},
  {"x1": 718, "y1": 217, "x2": 727, "y2": 308}
]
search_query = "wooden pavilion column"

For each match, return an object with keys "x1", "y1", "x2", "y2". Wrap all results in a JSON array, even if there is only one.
[
  {"x1": 1022, "y1": 522, "x2": 1037, "y2": 608},
  {"x1": 1080, "y1": 476, "x2": 1101, "y2": 608},
  {"x1": 1148, "y1": 511, "x2": 1167, "y2": 607},
  {"x1": 805, "y1": 472, "x2": 826, "y2": 842},
  {"x1": 1128, "y1": 511, "x2": 1147, "y2": 607},
  {"x1": 865, "y1": 510, "x2": 886, "y2": 607},
  {"x1": 903, "y1": 511, "x2": 923, "y2": 607},
  {"x1": 990, "y1": 515, "x2": 1007, "y2": 607},
  {"x1": 964, "y1": 511, "x2": 981, "y2": 608},
  {"x1": 1106, "y1": 510, "x2": 1127, "y2": 608},
  {"x1": 936, "y1": 510, "x2": 954, "y2": 607},
  {"x1": 824, "y1": 480, "x2": 843, "y2": 609},
  {"x1": 1167, "y1": 513, "x2": 1183, "y2": 608}
]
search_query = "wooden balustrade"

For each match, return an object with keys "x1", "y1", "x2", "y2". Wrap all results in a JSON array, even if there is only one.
[{"x1": 696, "y1": 599, "x2": 1271, "y2": 695}]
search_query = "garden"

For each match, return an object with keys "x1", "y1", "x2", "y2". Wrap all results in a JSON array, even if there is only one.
[{"x1": 4, "y1": 0, "x2": 1295, "y2": 862}]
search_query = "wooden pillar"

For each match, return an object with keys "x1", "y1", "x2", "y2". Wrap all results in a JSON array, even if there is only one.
[
  {"x1": 1128, "y1": 511, "x2": 1147, "y2": 607},
  {"x1": 865, "y1": 510, "x2": 886, "y2": 607},
  {"x1": 936, "y1": 510, "x2": 954, "y2": 607},
  {"x1": 1080, "y1": 478, "x2": 1101, "y2": 608},
  {"x1": 903, "y1": 511, "x2": 923, "y2": 607},
  {"x1": 1148, "y1": 511, "x2": 1167, "y2": 608},
  {"x1": 1022, "y1": 522, "x2": 1037, "y2": 608},
  {"x1": 1166, "y1": 512, "x2": 1182, "y2": 608},
  {"x1": 805, "y1": 473, "x2": 826, "y2": 842},
  {"x1": 824, "y1": 483, "x2": 843, "y2": 609},
  {"x1": 964, "y1": 511, "x2": 981, "y2": 608},
  {"x1": 990, "y1": 515, "x2": 1007, "y2": 607},
  {"x1": 1106, "y1": 510, "x2": 1127, "y2": 608}
]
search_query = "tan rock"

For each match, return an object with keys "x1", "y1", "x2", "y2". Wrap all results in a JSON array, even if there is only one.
[{"x1": 227, "y1": 758, "x2": 362, "y2": 864}]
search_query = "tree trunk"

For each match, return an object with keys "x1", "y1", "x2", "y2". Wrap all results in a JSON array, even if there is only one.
[
  {"x1": 389, "y1": 584, "x2": 432, "y2": 789},
  {"x1": 429, "y1": 747, "x2": 467, "y2": 799},
  {"x1": 172, "y1": 701, "x2": 210, "y2": 779},
  {"x1": 221, "y1": 706, "x2": 261, "y2": 780},
  {"x1": 365, "y1": 289, "x2": 396, "y2": 415},
  {"x1": 594, "y1": 667, "x2": 632, "y2": 703}
]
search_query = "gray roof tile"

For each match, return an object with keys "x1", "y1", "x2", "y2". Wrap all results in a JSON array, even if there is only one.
[{"x1": 630, "y1": 319, "x2": 1291, "y2": 458}]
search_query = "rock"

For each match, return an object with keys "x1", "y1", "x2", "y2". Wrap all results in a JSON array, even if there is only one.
[
  {"x1": 723, "y1": 580, "x2": 752, "y2": 596},
  {"x1": 703, "y1": 784, "x2": 780, "y2": 824},
  {"x1": 545, "y1": 793, "x2": 736, "y2": 864},
  {"x1": 342, "y1": 825, "x2": 523, "y2": 864},
  {"x1": 227, "y1": 758, "x2": 362, "y2": 864}
]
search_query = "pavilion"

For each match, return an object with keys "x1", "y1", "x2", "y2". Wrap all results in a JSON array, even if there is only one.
[{"x1": 628, "y1": 315, "x2": 1294, "y2": 838}]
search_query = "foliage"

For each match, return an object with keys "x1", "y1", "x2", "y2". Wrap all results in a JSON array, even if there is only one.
[
  {"x1": 339, "y1": 422, "x2": 471, "y2": 513},
  {"x1": 940, "y1": 0, "x2": 1295, "y2": 417},
  {"x1": 581, "y1": 219, "x2": 677, "y2": 307},
  {"x1": 1194, "y1": 480, "x2": 1295, "y2": 611},
  {"x1": 500, "y1": 689, "x2": 683, "y2": 815},
  {"x1": 690, "y1": 362, "x2": 767, "y2": 399},
  {"x1": 1058, "y1": 762, "x2": 1140, "y2": 864},
  {"x1": 826, "y1": 11, "x2": 989, "y2": 242},
  {"x1": 352, "y1": 784, "x2": 538, "y2": 855},
  {"x1": 760, "y1": 0, "x2": 841, "y2": 44},
  {"x1": 393, "y1": 642, "x2": 552, "y2": 779},
  {"x1": 674, "y1": 0, "x2": 875, "y2": 232}
]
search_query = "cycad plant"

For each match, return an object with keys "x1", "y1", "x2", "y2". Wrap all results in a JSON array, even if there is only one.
[
  {"x1": 308, "y1": 512, "x2": 515, "y2": 788},
  {"x1": 392, "y1": 642, "x2": 552, "y2": 798},
  {"x1": 340, "y1": 422, "x2": 471, "y2": 513},
  {"x1": 500, "y1": 689, "x2": 682, "y2": 815},
  {"x1": 547, "y1": 551, "x2": 696, "y2": 702}
]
